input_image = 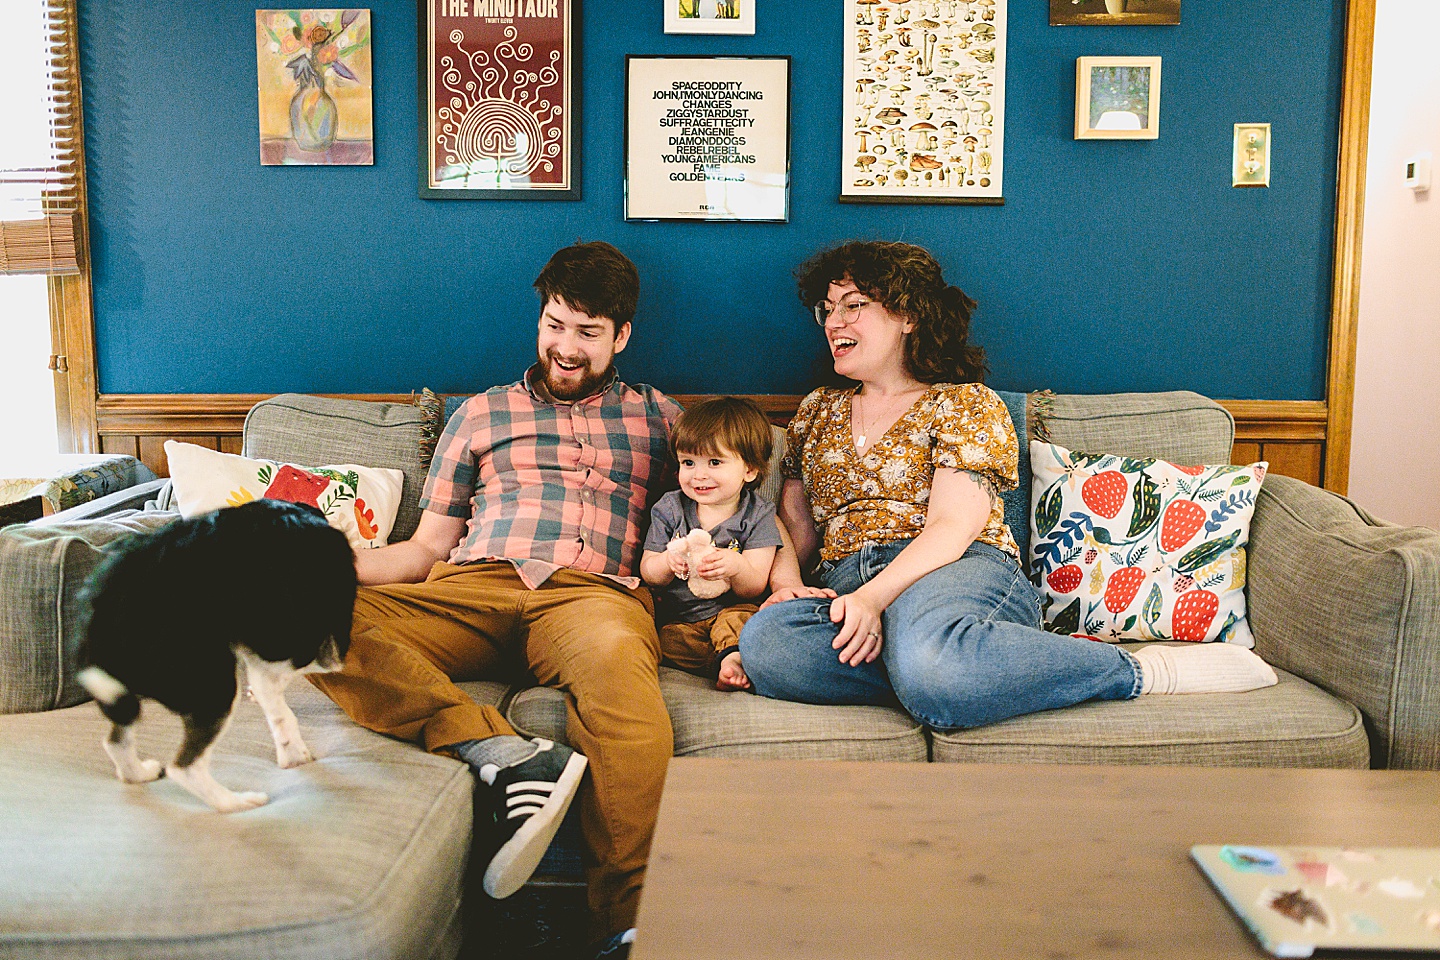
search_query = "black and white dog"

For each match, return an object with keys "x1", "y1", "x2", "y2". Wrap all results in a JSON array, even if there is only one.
[{"x1": 77, "y1": 498, "x2": 356, "y2": 813}]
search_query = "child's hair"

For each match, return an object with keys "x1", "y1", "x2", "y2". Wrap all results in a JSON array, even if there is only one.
[{"x1": 671, "y1": 397, "x2": 774, "y2": 488}]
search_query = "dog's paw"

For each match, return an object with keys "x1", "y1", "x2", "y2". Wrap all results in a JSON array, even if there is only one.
[
  {"x1": 275, "y1": 742, "x2": 315, "y2": 768},
  {"x1": 212, "y1": 791, "x2": 269, "y2": 814},
  {"x1": 120, "y1": 758, "x2": 165, "y2": 783}
]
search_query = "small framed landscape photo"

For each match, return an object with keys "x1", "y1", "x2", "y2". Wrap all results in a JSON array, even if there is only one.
[
  {"x1": 1050, "y1": 0, "x2": 1179, "y2": 26},
  {"x1": 664, "y1": 0, "x2": 755, "y2": 35},
  {"x1": 1075, "y1": 56, "x2": 1161, "y2": 140}
]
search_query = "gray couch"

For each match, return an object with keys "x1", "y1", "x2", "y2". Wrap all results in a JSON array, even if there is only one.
[{"x1": 3, "y1": 389, "x2": 1436, "y2": 960}]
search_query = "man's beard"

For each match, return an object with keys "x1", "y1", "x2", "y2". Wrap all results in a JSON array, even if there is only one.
[{"x1": 540, "y1": 352, "x2": 614, "y2": 401}]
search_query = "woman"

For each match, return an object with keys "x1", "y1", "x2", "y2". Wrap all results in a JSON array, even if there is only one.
[{"x1": 738, "y1": 240, "x2": 1276, "y2": 728}]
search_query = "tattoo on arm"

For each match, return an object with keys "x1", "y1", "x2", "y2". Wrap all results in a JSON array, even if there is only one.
[{"x1": 960, "y1": 470, "x2": 1000, "y2": 509}]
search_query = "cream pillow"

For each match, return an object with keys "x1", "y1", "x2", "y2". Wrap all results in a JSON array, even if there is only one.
[{"x1": 163, "y1": 441, "x2": 403, "y2": 549}]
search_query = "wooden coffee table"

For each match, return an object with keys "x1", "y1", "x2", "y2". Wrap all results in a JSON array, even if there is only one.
[{"x1": 633, "y1": 759, "x2": 1440, "y2": 960}]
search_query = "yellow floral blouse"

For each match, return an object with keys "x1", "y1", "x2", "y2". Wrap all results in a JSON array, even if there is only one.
[{"x1": 781, "y1": 383, "x2": 1020, "y2": 562}]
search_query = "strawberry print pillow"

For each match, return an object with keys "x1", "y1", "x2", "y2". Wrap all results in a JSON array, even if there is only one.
[
  {"x1": 164, "y1": 441, "x2": 403, "y2": 549},
  {"x1": 1028, "y1": 441, "x2": 1268, "y2": 646}
]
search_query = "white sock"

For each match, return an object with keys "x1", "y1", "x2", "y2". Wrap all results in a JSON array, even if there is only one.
[{"x1": 1133, "y1": 643, "x2": 1278, "y2": 695}]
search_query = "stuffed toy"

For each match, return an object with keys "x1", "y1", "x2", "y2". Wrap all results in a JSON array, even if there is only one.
[{"x1": 666, "y1": 529, "x2": 730, "y2": 600}]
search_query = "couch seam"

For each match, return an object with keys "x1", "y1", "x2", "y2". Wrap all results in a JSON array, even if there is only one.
[
  {"x1": 672, "y1": 728, "x2": 926, "y2": 754},
  {"x1": 929, "y1": 709, "x2": 1367, "y2": 750},
  {"x1": 51, "y1": 538, "x2": 71, "y2": 711},
  {"x1": 1387, "y1": 551, "x2": 1416, "y2": 767},
  {"x1": 0, "y1": 762, "x2": 474, "y2": 950}
]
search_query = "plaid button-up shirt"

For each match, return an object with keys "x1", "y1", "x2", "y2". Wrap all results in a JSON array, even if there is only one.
[{"x1": 419, "y1": 366, "x2": 684, "y2": 589}]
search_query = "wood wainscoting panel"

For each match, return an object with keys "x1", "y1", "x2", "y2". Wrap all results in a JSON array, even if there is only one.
[
  {"x1": 96, "y1": 394, "x2": 413, "y2": 477},
  {"x1": 97, "y1": 393, "x2": 1329, "y2": 487}
]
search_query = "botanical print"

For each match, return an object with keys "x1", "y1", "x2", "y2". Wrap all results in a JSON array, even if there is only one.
[
  {"x1": 256, "y1": 10, "x2": 373, "y2": 165},
  {"x1": 841, "y1": 0, "x2": 1006, "y2": 203}
]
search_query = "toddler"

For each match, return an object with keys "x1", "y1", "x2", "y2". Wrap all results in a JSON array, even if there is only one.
[{"x1": 640, "y1": 397, "x2": 782, "y2": 690}]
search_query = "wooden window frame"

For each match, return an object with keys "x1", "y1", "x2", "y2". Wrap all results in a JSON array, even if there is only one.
[{"x1": 45, "y1": 0, "x2": 98, "y2": 453}]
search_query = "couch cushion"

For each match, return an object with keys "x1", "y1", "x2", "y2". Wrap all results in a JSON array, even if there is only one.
[
  {"x1": 506, "y1": 666, "x2": 928, "y2": 762},
  {"x1": 929, "y1": 659, "x2": 1368, "y2": 768},
  {"x1": 1041, "y1": 391, "x2": 1235, "y2": 466},
  {"x1": 244, "y1": 394, "x2": 428, "y2": 543},
  {"x1": 0, "y1": 510, "x2": 179, "y2": 715},
  {"x1": 0, "y1": 680, "x2": 501, "y2": 960}
]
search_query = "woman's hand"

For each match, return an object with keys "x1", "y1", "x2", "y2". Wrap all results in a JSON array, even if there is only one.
[
  {"x1": 829, "y1": 589, "x2": 886, "y2": 666},
  {"x1": 758, "y1": 585, "x2": 837, "y2": 609}
]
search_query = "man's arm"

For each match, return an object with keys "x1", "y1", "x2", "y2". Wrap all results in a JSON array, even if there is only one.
[{"x1": 354, "y1": 510, "x2": 467, "y2": 586}]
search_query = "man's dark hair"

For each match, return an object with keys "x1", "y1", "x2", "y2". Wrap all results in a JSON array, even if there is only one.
[
  {"x1": 533, "y1": 241, "x2": 640, "y2": 330},
  {"x1": 796, "y1": 240, "x2": 988, "y2": 385}
]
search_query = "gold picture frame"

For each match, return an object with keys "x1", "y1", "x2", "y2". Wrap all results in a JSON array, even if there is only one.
[{"x1": 1074, "y1": 56, "x2": 1161, "y2": 140}]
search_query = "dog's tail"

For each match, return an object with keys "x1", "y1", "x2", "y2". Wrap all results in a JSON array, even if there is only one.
[{"x1": 77, "y1": 666, "x2": 141, "y2": 726}]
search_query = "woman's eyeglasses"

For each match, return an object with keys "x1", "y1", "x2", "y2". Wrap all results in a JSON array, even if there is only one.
[{"x1": 812, "y1": 298, "x2": 873, "y2": 327}]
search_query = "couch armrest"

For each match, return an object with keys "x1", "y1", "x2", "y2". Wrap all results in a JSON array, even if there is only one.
[
  {"x1": 1248, "y1": 474, "x2": 1440, "y2": 769},
  {"x1": 31, "y1": 478, "x2": 169, "y2": 526}
]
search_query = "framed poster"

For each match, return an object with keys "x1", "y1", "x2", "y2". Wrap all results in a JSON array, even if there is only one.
[
  {"x1": 1050, "y1": 0, "x2": 1180, "y2": 26},
  {"x1": 256, "y1": 10, "x2": 373, "y2": 166},
  {"x1": 418, "y1": 0, "x2": 579, "y2": 199},
  {"x1": 840, "y1": 0, "x2": 1006, "y2": 205},
  {"x1": 1074, "y1": 56, "x2": 1161, "y2": 139},
  {"x1": 625, "y1": 56, "x2": 790, "y2": 222},
  {"x1": 664, "y1": 0, "x2": 756, "y2": 35}
]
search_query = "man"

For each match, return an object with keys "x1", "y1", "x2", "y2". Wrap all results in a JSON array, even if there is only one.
[{"x1": 312, "y1": 242, "x2": 682, "y2": 956}]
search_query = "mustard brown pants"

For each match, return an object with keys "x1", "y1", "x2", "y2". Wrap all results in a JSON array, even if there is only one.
[
  {"x1": 310, "y1": 561, "x2": 672, "y2": 940},
  {"x1": 658, "y1": 604, "x2": 759, "y2": 674}
]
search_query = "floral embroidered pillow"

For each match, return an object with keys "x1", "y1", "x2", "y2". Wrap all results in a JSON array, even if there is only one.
[
  {"x1": 164, "y1": 441, "x2": 403, "y2": 550},
  {"x1": 1028, "y1": 441, "x2": 1268, "y2": 646}
]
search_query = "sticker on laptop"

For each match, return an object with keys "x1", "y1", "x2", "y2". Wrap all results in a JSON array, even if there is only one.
[{"x1": 1221, "y1": 845, "x2": 1285, "y2": 875}]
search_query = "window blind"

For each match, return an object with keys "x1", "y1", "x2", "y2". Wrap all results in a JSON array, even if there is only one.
[{"x1": 0, "y1": 0, "x2": 83, "y2": 276}]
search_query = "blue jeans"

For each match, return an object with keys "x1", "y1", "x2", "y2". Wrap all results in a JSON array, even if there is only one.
[{"x1": 738, "y1": 540, "x2": 1142, "y2": 729}]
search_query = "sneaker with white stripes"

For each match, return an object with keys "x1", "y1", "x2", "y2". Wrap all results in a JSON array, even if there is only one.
[{"x1": 476, "y1": 737, "x2": 588, "y2": 899}]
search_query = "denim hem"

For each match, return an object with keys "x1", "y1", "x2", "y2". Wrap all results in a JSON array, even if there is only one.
[{"x1": 1116, "y1": 646, "x2": 1145, "y2": 700}]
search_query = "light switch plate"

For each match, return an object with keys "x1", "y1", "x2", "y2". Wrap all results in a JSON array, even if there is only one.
[{"x1": 1233, "y1": 123, "x2": 1270, "y2": 188}]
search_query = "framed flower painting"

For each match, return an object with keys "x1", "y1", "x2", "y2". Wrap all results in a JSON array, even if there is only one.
[{"x1": 256, "y1": 10, "x2": 374, "y2": 165}]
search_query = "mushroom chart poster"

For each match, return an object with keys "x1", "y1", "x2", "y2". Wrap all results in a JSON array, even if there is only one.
[
  {"x1": 625, "y1": 56, "x2": 790, "y2": 221},
  {"x1": 841, "y1": 0, "x2": 1006, "y2": 203},
  {"x1": 422, "y1": 0, "x2": 574, "y2": 197}
]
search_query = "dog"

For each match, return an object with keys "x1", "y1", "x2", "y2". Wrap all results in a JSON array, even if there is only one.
[{"x1": 77, "y1": 498, "x2": 357, "y2": 813}]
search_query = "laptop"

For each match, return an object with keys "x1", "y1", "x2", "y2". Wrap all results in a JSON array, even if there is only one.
[{"x1": 1191, "y1": 845, "x2": 1440, "y2": 957}]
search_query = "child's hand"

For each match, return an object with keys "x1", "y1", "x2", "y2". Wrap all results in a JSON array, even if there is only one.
[
  {"x1": 666, "y1": 548, "x2": 690, "y2": 580},
  {"x1": 694, "y1": 546, "x2": 744, "y2": 581},
  {"x1": 716, "y1": 650, "x2": 751, "y2": 691}
]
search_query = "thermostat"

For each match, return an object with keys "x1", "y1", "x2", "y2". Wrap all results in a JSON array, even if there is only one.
[{"x1": 1403, "y1": 153, "x2": 1431, "y2": 192}]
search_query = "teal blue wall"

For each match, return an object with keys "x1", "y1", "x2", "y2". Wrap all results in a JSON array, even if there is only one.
[{"x1": 78, "y1": 0, "x2": 1345, "y2": 398}]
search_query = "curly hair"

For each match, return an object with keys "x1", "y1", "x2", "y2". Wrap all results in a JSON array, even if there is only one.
[{"x1": 796, "y1": 240, "x2": 987, "y2": 385}]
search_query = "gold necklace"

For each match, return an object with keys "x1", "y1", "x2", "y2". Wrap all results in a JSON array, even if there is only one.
[{"x1": 854, "y1": 387, "x2": 920, "y2": 451}]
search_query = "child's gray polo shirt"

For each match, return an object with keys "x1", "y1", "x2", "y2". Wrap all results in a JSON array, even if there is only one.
[{"x1": 644, "y1": 488, "x2": 783, "y2": 624}]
